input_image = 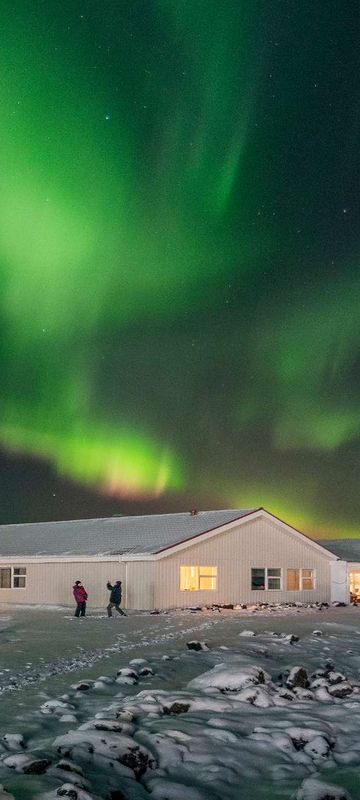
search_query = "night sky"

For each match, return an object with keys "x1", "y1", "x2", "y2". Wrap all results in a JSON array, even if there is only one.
[{"x1": 1, "y1": 1, "x2": 359, "y2": 537}]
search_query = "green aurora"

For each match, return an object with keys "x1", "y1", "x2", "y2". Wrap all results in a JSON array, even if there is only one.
[{"x1": 0, "y1": 1, "x2": 359, "y2": 536}]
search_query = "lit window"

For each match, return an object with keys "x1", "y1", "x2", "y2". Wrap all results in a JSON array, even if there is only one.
[
  {"x1": 0, "y1": 567, "x2": 26, "y2": 589},
  {"x1": 287, "y1": 569, "x2": 315, "y2": 590},
  {"x1": 251, "y1": 568, "x2": 282, "y2": 590},
  {"x1": 180, "y1": 566, "x2": 217, "y2": 591},
  {"x1": 287, "y1": 569, "x2": 300, "y2": 590},
  {"x1": 301, "y1": 569, "x2": 314, "y2": 590}
]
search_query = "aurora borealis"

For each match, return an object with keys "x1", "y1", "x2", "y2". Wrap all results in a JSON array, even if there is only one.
[{"x1": 1, "y1": 1, "x2": 359, "y2": 536}]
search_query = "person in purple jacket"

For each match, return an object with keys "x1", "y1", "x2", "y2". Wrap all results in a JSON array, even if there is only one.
[{"x1": 73, "y1": 580, "x2": 88, "y2": 617}]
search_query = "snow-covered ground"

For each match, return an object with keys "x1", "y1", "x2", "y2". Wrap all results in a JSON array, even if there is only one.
[{"x1": 1, "y1": 604, "x2": 360, "y2": 799}]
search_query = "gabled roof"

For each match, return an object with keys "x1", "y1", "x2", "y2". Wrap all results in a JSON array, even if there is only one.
[
  {"x1": 0, "y1": 508, "x2": 258, "y2": 557},
  {"x1": 318, "y1": 539, "x2": 360, "y2": 562}
]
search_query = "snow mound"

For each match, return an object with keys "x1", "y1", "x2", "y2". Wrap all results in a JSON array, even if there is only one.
[
  {"x1": 188, "y1": 664, "x2": 270, "y2": 692},
  {"x1": 294, "y1": 777, "x2": 352, "y2": 799}
]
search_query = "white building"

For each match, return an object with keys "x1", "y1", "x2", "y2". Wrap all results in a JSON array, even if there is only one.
[
  {"x1": 0, "y1": 507, "x2": 351, "y2": 609},
  {"x1": 318, "y1": 538, "x2": 360, "y2": 605}
]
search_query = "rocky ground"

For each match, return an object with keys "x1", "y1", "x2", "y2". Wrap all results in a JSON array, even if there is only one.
[{"x1": 0, "y1": 604, "x2": 360, "y2": 799}]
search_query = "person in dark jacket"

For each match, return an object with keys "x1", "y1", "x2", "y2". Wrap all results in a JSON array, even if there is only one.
[
  {"x1": 107, "y1": 580, "x2": 126, "y2": 617},
  {"x1": 73, "y1": 580, "x2": 88, "y2": 617}
]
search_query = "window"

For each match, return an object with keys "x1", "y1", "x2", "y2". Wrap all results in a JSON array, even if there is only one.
[
  {"x1": 287, "y1": 569, "x2": 315, "y2": 591},
  {"x1": 180, "y1": 566, "x2": 217, "y2": 591},
  {"x1": 267, "y1": 568, "x2": 281, "y2": 590},
  {"x1": 0, "y1": 569, "x2": 11, "y2": 589},
  {"x1": 13, "y1": 568, "x2": 26, "y2": 588},
  {"x1": 251, "y1": 568, "x2": 265, "y2": 590},
  {"x1": 0, "y1": 567, "x2": 26, "y2": 589},
  {"x1": 287, "y1": 569, "x2": 300, "y2": 590},
  {"x1": 301, "y1": 569, "x2": 314, "y2": 590},
  {"x1": 251, "y1": 568, "x2": 282, "y2": 590}
]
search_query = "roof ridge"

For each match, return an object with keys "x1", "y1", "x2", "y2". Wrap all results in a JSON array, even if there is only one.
[{"x1": 0, "y1": 508, "x2": 256, "y2": 529}]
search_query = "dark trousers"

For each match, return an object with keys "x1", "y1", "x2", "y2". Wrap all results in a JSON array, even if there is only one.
[
  {"x1": 107, "y1": 602, "x2": 126, "y2": 617},
  {"x1": 75, "y1": 601, "x2": 86, "y2": 617}
]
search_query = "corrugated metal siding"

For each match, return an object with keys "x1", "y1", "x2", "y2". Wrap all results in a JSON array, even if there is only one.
[
  {"x1": 126, "y1": 562, "x2": 155, "y2": 609},
  {"x1": 0, "y1": 561, "x2": 125, "y2": 607},
  {"x1": 154, "y1": 517, "x2": 333, "y2": 608}
]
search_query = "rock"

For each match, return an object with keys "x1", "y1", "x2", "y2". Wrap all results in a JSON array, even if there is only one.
[
  {"x1": 186, "y1": 641, "x2": 209, "y2": 651},
  {"x1": 118, "y1": 746, "x2": 153, "y2": 779},
  {"x1": 2, "y1": 754, "x2": 31, "y2": 772},
  {"x1": 312, "y1": 630, "x2": 323, "y2": 636},
  {"x1": 2, "y1": 734, "x2": 25, "y2": 751},
  {"x1": 293, "y1": 687, "x2": 314, "y2": 700},
  {"x1": 56, "y1": 760, "x2": 84, "y2": 777},
  {"x1": 56, "y1": 785, "x2": 102, "y2": 799},
  {"x1": 278, "y1": 689, "x2": 295, "y2": 701},
  {"x1": 53, "y1": 730, "x2": 156, "y2": 779},
  {"x1": 311, "y1": 678, "x2": 329, "y2": 689},
  {"x1": 239, "y1": 630, "x2": 256, "y2": 637},
  {"x1": 41, "y1": 700, "x2": 76, "y2": 715},
  {"x1": 22, "y1": 758, "x2": 51, "y2": 774},
  {"x1": 311, "y1": 669, "x2": 327, "y2": 679},
  {"x1": 188, "y1": 664, "x2": 270, "y2": 692},
  {"x1": 303, "y1": 735, "x2": 331, "y2": 760},
  {"x1": 116, "y1": 668, "x2": 139, "y2": 679},
  {"x1": 80, "y1": 718, "x2": 134, "y2": 735},
  {"x1": 281, "y1": 633, "x2": 299, "y2": 644},
  {"x1": 286, "y1": 727, "x2": 333, "y2": 752},
  {"x1": 139, "y1": 667, "x2": 154, "y2": 677},
  {"x1": 237, "y1": 686, "x2": 273, "y2": 707},
  {"x1": 328, "y1": 682, "x2": 353, "y2": 698},
  {"x1": 71, "y1": 682, "x2": 92, "y2": 692},
  {"x1": 2, "y1": 754, "x2": 50, "y2": 774},
  {"x1": 163, "y1": 702, "x2": 190, "y2": 715},
  {"x1": 286, "y1": 667, "x2": 310, "y2": 689},
  {"x1": 327, "y1": 671, "x2": 346, "y2": 685}
]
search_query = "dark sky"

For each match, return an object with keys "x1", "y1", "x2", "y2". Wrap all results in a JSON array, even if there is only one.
[{"x1": 1, "y1": 1, "x2": 359, "y2": 537}]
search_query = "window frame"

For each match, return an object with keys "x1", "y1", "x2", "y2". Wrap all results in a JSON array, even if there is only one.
[
  {"x1": 180, "y1": 565, "x2": 217, "y2": 591},
  {"x1": 0, "y1": 566, "x2": 27, "y2": 590},
  {"x1": 286, "y1": 568, "x2": 315, "y2": 591},
  {"x1": 251, "y1": 567, "x2": 282, "y2": 591}
]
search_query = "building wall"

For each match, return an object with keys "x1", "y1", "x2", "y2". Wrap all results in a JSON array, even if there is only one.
[
  {"x1": 126, "y1": 561, "x2": 155, "y2": 610},
  {"x1": 153, "y1": 516, "x2": 334, "y2": 609},
  {"x1": 0, "y1": 516, "x2": 337, "y2": 610},
  {"x1": 0, "y1": 560, "x2": 124, "y2": 607}
]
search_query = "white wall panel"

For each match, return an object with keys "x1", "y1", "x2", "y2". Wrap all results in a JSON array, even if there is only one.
[
  {"x1": 154, "y1": 517, "x2": 335, "y2": 609},
  {"x1": 0, "y1": 560, "x2": 124, "y2": 608}
]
